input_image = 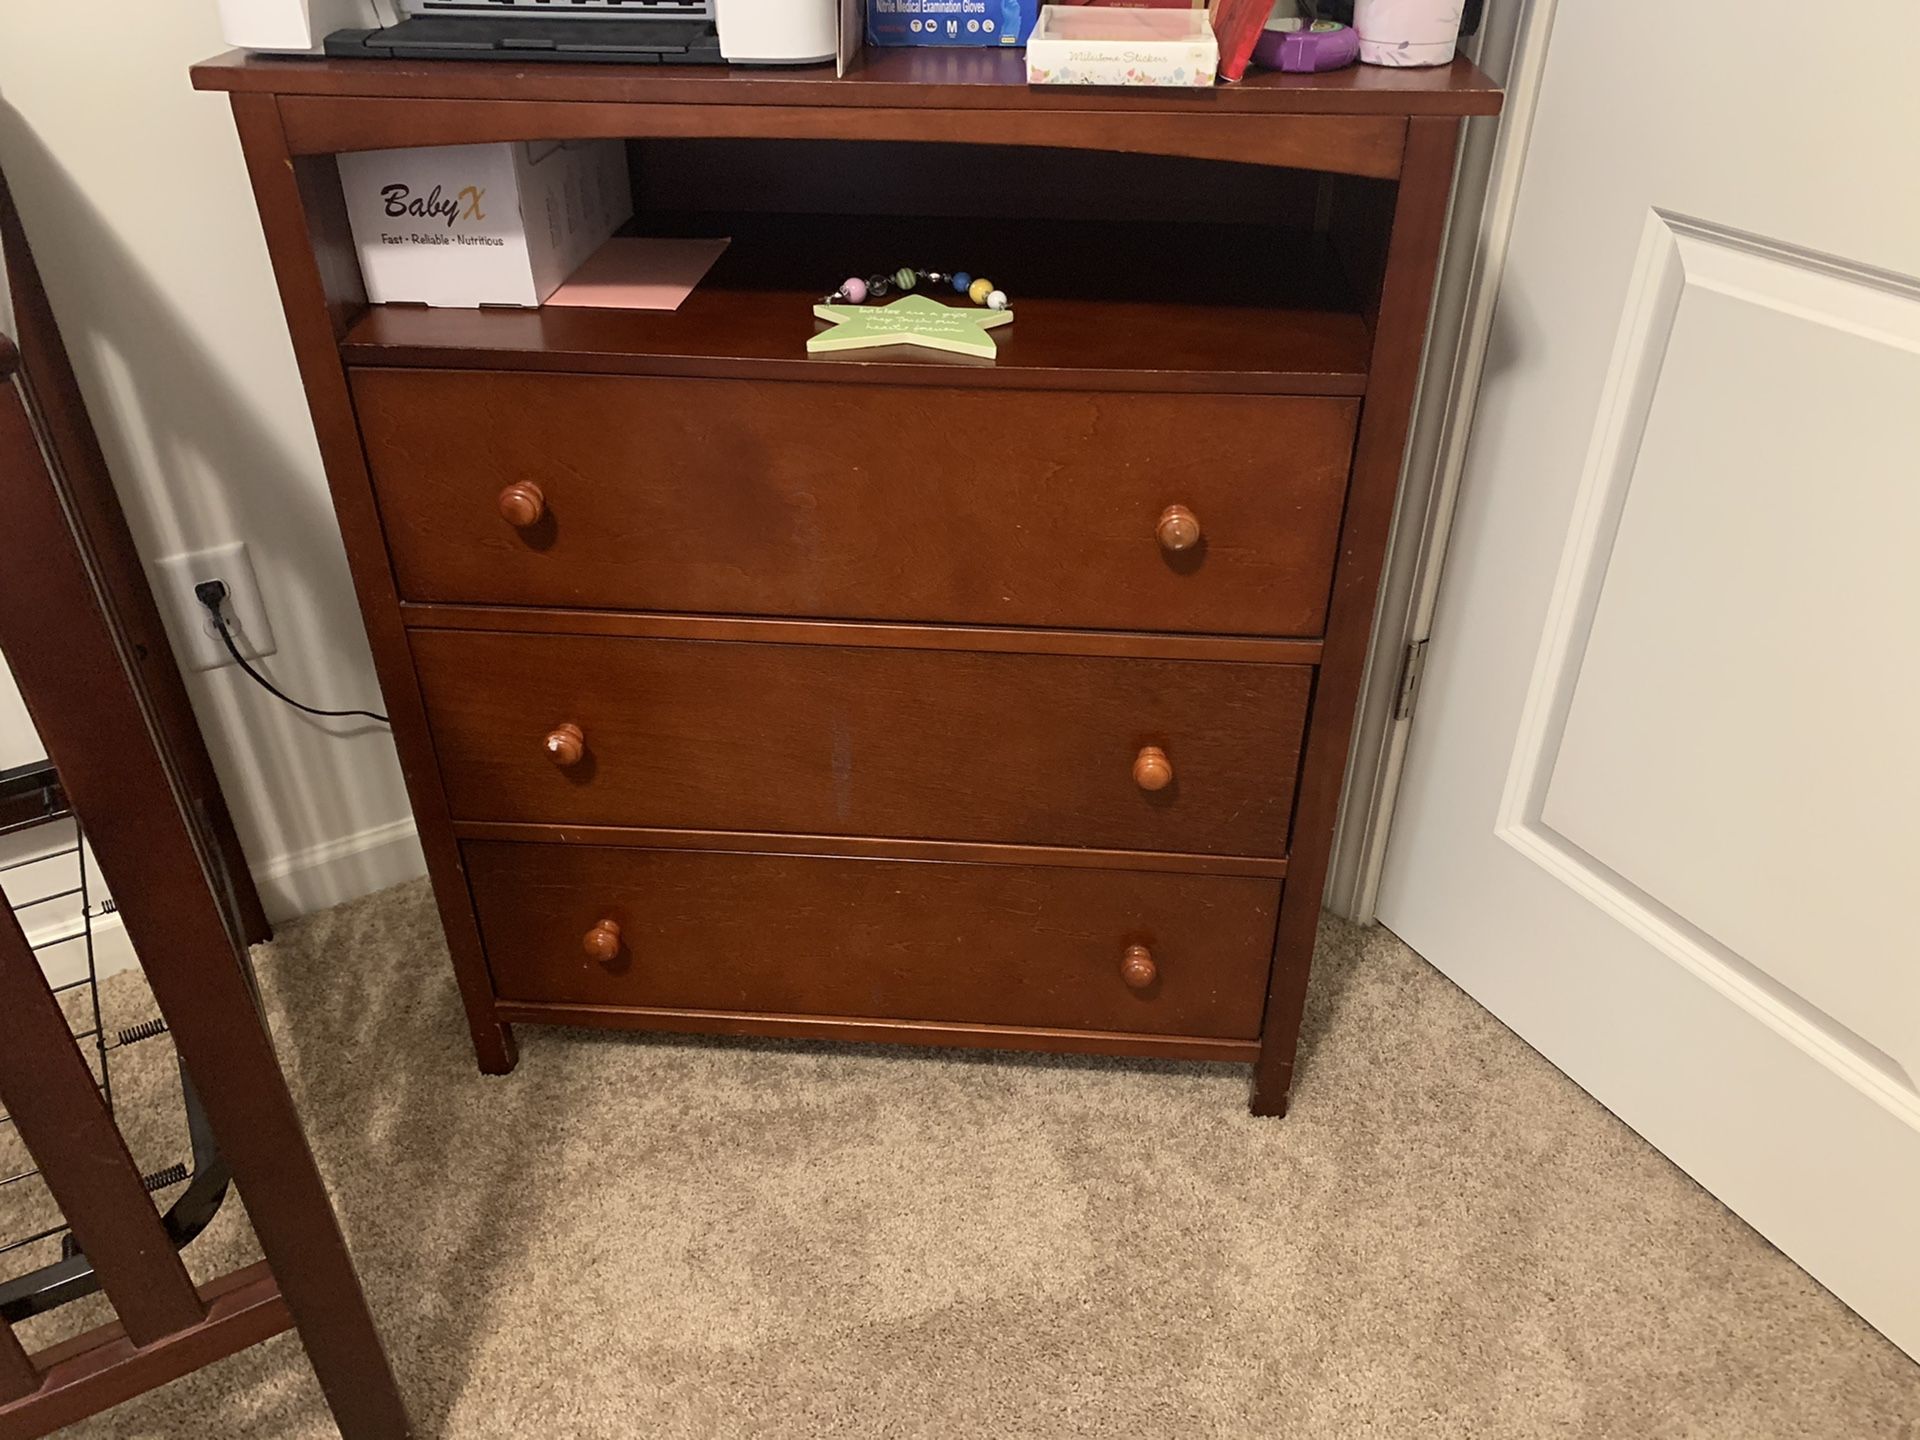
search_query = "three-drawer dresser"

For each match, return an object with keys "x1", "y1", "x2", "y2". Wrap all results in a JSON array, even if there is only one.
[{"x1": 197, "y1": 49, "x2": 1500, "y2": 1114}]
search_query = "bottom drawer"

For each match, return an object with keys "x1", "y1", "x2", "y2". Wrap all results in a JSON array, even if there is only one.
[{"x1": 466, "y1": 841, "x2": 1279, "y2": 1041}]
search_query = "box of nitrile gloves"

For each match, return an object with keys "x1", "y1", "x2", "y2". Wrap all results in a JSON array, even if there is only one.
[{"x1": 867, "y1": 0, "x2": 1039, "y2": 46}]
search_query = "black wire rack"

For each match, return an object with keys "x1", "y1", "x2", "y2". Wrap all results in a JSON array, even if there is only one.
[{"x1": 0, "y1": 758, "x2": 232, "y2": 1323}]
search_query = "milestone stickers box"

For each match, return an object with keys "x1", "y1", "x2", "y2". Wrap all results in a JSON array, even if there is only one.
[
  {"x1": 1025, "y1": 5, "x2": 1218, "y2": 84},
  {"x1": 337, "y1": 140, "x2": 632, "y2": 308}
]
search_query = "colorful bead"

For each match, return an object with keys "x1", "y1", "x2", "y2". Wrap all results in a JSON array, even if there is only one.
[{"x1": 831, "y1": 267, "x2": 1010, "y2": 313}]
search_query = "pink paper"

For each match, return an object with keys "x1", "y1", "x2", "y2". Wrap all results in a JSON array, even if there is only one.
[{"x1": 546, "y1": 236, "x2": 730, "y2": 311}]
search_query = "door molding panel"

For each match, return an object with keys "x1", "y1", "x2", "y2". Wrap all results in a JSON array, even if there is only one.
[{"x1": 1496, "y1": 207, "x2": 1920, "y2": 1126}]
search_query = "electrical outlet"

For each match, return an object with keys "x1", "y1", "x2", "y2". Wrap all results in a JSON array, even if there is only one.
[{"x1": 154, "y1": 542, "x2": 279, "y2": 673}]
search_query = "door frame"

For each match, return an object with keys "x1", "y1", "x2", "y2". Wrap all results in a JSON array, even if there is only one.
[{"x1": 1324, "y1": 0, "x2": 1559, "y2": 920}]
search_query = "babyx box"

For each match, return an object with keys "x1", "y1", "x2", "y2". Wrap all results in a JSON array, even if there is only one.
[
  {"x1": 867, "y1": 0, "x2": 1039, "y2": 46},
  {"x1": 338, "y1": 140, "x2": 632, "y2": 308}
]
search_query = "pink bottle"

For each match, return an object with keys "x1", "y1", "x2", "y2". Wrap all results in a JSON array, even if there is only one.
[{"x1": 1352, "y1": 0, "x2": 1464, "y2": 67}]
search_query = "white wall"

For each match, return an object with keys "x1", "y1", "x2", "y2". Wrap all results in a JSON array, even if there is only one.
[
  {"x1": 0, "y1": 6, "x2": 423, "y2": 920},
  {"x1": 0, "y1": 667, "x2": 36, "y2": 773}
]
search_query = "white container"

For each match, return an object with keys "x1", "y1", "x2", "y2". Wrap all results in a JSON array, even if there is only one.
[
  {"x1": 719, "y1": 0, "x2": 839, "y2": 64},
  {"x1": 337, "y1": 141, "x2": 632, "y2": 308},
  {"x1": 1025, "y1": 4, "x2": 1216, "y2": 87},
  {"x1": 1352, "y1": 0, "x2": 1463, "y2": 67},
  {"x1": 216, "y1": 0, "x2": 390, "y2": 55}
]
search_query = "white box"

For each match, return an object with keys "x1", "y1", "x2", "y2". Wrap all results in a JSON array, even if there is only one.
[
  {"x1": 216, "y1": 0, "x2": 389, "y2": 56},
  {"x1": 1025, "y1": 5, "x2": 1217, "y2": 87},
  {"x1": 337, "y1": 140, "x2": 633, "y2": 308}
]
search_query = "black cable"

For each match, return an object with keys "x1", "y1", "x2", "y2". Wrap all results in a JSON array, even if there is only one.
[{"x1": 195, "y1": 583, "x2": 388, "y2": 725}]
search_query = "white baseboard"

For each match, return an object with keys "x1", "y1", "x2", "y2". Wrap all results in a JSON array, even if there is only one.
[
  {"x1": 250, "y1": 815, "x2": 426, "y2": 922},
  {"x1": 23, "y1": 817, "x2": 423, "y2": 991},
  {"x1": 34, "y1": 910, "x2": 141, "y2": 989}
]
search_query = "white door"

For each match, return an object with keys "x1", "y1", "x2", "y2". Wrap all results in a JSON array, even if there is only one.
[{"x1": 1378, "y1": 0, "x2": 1920, "y2": 1357}]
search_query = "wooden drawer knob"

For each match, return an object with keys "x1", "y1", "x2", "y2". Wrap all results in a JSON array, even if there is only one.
[
  {"x1": 544, "y1": 722, "x2": 585, "y2": 768},
  {"x1": 1156, "y1": 505, "x2": 1201, "y2": 553},
  {"x1": 1133, "y1": 745, "x2": 1173, "y2": 792},
  {"x1": 1120, "y1": 944, "x2": 1157, "y2": 990},
  {"x1": 498, "y1": 481, "x2": 546, "y2": 529},
  {"x1": 583, "y1": 919, "x2": 622, "y2": 964}
]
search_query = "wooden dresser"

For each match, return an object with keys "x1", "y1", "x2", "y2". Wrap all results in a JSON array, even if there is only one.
[{"x1": 196, "y1": 50, "x2": 1499, "y2": 1114}]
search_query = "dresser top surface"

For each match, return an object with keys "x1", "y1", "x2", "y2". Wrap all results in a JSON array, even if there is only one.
[{"x1": 190, "y1": 47, "x2": 1501, "y2": 118}]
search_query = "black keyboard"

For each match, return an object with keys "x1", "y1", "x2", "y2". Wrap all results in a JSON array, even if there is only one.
[{"x1": 326, "y1": 16, "x2": 725, "y2": 63}]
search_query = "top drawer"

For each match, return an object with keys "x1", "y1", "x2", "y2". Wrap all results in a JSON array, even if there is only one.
[{"x1": 353, "y1": 371, "x2": 1356, "y2": 637}]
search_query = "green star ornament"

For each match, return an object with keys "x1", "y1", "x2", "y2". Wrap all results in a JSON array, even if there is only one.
[{"x1": 808, "y1": 293, "x2": 1014, "y2": 360}]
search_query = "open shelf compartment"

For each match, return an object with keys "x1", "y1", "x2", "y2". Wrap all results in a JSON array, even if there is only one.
[{"x1": 337, "y1": 139, "x2": 1382, "y2": 395}]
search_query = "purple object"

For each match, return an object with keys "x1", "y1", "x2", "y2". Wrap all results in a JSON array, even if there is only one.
[{"x1": 1252, "y1": 18, "x2": 1360, "y2": 73}]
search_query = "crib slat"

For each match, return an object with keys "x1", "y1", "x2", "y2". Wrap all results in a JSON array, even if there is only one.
[
  {"x1": 0, "y1": 1318, "x2": 36, "y2": 1403},
  {"x1": 0, "y1": 911, "x2": 204, "y2": 1346}
]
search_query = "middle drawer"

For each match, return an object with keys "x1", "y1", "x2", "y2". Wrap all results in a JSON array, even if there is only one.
[{"x1": 412, "y1": 628, "x2": 1310, "y2": 857}]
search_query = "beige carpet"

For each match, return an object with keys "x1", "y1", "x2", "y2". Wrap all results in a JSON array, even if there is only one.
[{"x1": 7, "y1": 879, "x2": 1917, "y2": 1438}]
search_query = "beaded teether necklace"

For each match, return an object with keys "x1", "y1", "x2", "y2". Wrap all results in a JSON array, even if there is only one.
[{"x1": 822, "y1": 267, "x2": 1010, "y2": 312}]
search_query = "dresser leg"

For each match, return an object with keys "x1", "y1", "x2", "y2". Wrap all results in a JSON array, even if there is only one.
[
  {"x1": 473, "y1": 1019, "x2": 519, "y2": 1075},
  {"x1": 1248, "y1": 1068, "x2": 1292, "y2": 1117}
]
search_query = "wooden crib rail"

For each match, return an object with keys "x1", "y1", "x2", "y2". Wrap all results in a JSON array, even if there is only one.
[
  {"x1": 2, "y1": 1263, "x2": 290, "y2": 1434},
  {"x1": 0, "y1": 911, "x2": 205, "y2": 1348},
  {"x1": 0, "y1": 1325, "x2": 29, "y2": 1404},
  {"x1": 0, "y1": 171, "x2": 269, "y2": 952},
  {"x1": 0, "y1": 913, "x2": 301, "y2": 1433},
  {"x1": 0, "y1": 164, "x2": 408, "y2": 1437}
]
